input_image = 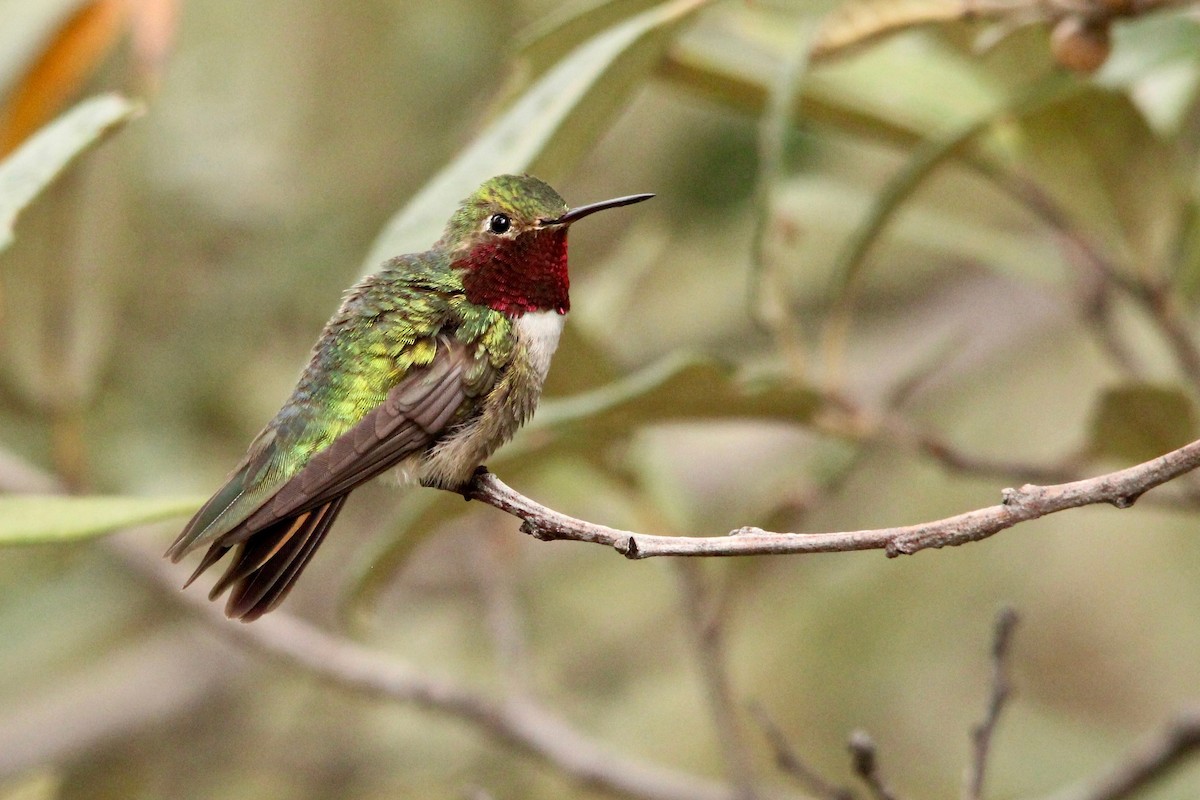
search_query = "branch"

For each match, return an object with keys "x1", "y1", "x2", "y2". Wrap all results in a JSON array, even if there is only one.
[
  {"x1": 1038, "y1": 711, "x2": 1200, "y2": 800},
  {"x1": 848, "y1": 731, "x2": 900, "y2": 800},
  {"x1": 964, "y1": 608, "x2": 1019, "y2": 800},
  {"x1": 993, "y1": 171, "x2": 1200, "y2": 397},
  {"x1": 110, "y1": 537, "x2": 763, "y2": 800},
  {"x1": 751, "y1": 704, "x2": 857, "y2": 800},
  {"x1": 462, "y1": 438, "x2": 1200, "y2": 559},
  {"x1": 675, "y1": 562, "x2": 760, "y2": 800}
]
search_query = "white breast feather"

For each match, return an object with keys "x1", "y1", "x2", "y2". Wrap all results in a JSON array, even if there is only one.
[{"x1": 516, "y1": 310, "x2": 565, "y2": 381}]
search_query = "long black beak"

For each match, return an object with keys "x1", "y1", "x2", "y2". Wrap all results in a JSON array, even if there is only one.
[{"x1": 539, "y1": 193, "x2": 654, "y2": 226}]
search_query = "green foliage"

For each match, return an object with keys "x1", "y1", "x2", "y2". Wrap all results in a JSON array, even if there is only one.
[
  {"x1": 361, "y1": 0, "x2": 710, "y2": 270},
  {"x1": 4, "y1": 2, "x2": 1200, "y2": 799},
  {"x1": 1089, "y1": 384, "x2": 1199, "y2": 463},
  {"x1": 0, "y1": 496, "x2": 202, "y2": 545}
]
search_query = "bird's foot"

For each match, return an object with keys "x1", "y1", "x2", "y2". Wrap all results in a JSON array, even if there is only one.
[{"x1": 421, "y1": 465, "x2": 489, "y2": 500}]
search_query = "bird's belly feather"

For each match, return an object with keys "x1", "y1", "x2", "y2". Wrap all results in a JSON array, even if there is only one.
[{"x1": 416, "y1": 310, "x2": 564, "y2": 488}]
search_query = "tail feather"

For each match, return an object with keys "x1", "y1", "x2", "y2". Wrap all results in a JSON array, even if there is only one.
[
  {"x1": 182, "y1": 544, "x2": 231, "y2": 589},
  {"x1": 187, "y1": 495, "x2": 349, "y2": 622},
  {"x1": 166, "y1": 458, "x2": 274, "y2": 561},
  {"x1": 227, "y1": 495, "x2": 347, "y2": 621}
]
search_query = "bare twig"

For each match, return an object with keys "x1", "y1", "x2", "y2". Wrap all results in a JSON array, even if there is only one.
[
  {"x1": 461, "y1": 437, "x2": 1200, "y2": 559},
  {"x1": 964, "y1": 607, "x2": 1019, "y2": 800},
  {"x1": 809, "y1": 0, "x2": 1196, "y2": 64},
  {"x1": 1072, "y1": 253, "x2": 1146, "y2": 379},
  {"x1": 751, "y1": 704, "x2": 857, "y2": 800},
  {"x1": 110, "y1": 537, "x2": 764, "y2": 800},
  {"x1": 675, "y1": 561, "x2": 760, "y2": 800},
  {"x1": 848, "y1": 731, "x2": 900, "y2": 800},
  {"x1": 993, "y1": 171, "x2": 1200, "y2": 397},
  {"x1": 1038, "y1": 711, "x2": 1200, "y2": 800},
  {"x1": 819, "y1": 397, "x2": 1200, "y2": 511}
]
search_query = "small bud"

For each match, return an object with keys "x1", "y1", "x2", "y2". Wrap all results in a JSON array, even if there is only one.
[{"x1": 1051, "y1": 16, "x2": 1112, "y2": 74}]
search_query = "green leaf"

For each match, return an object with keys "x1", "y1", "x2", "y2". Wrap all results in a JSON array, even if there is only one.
[
  {"x1": 1088, "y1": 384, "x2": 1199, "y2": 463},
  {"x1": 360, "y1": 0, "x2": 709, "y2": 272},
  {"x1": 505, "y1": 353, "x2": 824, "y2": 466},
  {"x1": 512, "y1": 0, "x2": 668, "y2": 82},
  {"x1": 826, "y1": 72, "x2": 1076, "y2": 306},
  {"x1": 1016, "y1": 88, "x2": 1180, "y2": 273},
  {"x1": 0, "y1": 495, "x2": 203, "y2": 545},
  {"x1": 0, "y1": 92, "x2": 140, "y2": 253}
]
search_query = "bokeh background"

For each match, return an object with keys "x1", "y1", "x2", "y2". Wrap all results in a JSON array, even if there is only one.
[{"x1": 3, "y1": 0, "x2": 1200, "y2": 798}]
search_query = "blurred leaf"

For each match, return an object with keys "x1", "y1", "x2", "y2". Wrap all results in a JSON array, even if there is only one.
[
  {"x1": 667, "y1": 7, "x2": 1004, "y2": 149},
  {"x1": 827, "y1": 72, "x2": 1075, "y2": 306},
  {"x1": 0, "y1": 0, "x2": 87, "y2": 99},
  {"x1": 1016, "y1": 87, "x2": 1180, "y2": 272},
  {"x1": 512, "y1": 0, "x2": 666, "y2": 81},
  {"x1": 811, "y1": 0, "x2": 984, "y2": 62},
  {"x1": 0, "y1": 92, "x2": 139, "y2": 253},
  {"x1": 0, "y1": 0, "x2": 128, "y2": 155},
  {"x1": 0, "y1": 495, "x2": 202, "y2": 545},
  {"x1": 361, "y1": 0, "x2": 710, "y2": 271},
  {"x1": 530, "y1": 352, "x2": 824, "y2": 434},
  {"x1": 127, "y1": 0, "x2": 180, "y2": 92},
  {"x1": 0, "y1": 772, "x2": 60, "y2": 800},
  {"x1": 1088, "y1": 383, "x2": 1198, "y2": 463},
  {"x1": 1100, "y1": 11, "x2": 1200, "y2": 134}
]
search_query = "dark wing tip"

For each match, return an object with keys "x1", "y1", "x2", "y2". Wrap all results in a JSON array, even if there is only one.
[{"x1": 214, "y1": 496, "x2": 347, "y2": 621}]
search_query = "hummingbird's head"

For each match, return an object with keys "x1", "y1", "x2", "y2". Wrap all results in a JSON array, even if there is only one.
[{"x1": 440, "y1": 174, "x2": 652, "y2": 317}]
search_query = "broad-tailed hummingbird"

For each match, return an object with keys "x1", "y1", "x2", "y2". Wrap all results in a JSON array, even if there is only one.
[{"x1": 166, "y1": 174, "x2": 652, "y2": 620}]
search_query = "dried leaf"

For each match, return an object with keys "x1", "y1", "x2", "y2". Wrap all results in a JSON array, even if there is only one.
[
  {"x1": 0, "y1": 0, "x2": 129, "y2": 155},
  {"x1": 811, "y1": 0, "x2": 1006, "y2": 62},
  {"x1": 0, "y1": 92, "x2": 140, "y2": 253},
  {"x1": 127, "y1": 0, "x2": 179, "y2": 91}
]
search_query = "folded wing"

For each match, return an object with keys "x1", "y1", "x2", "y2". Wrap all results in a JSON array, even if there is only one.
[{"x1": 167, "y1": 336, "x2": 475, "y2": 620}]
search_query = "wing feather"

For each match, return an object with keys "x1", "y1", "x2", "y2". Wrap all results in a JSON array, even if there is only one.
[{"x1": 171, "y1": 335, "x2": 482, "y2": 620}]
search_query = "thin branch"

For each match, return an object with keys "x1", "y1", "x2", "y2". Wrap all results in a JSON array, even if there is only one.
[
  {"x1": 848, "y1": 731, "x2": 900, "y2": 800},
  {"x1": 964, "y1": 607, "x2": 1019, "y2": 800},
  {"x1": 1038, "y1": 711, "x2": 1200, "y2": 800},
  {"x1": 993, "y1": 170, "x2": 1200, "y2": 397},
  {"x1": 460, "y1": 437, "x2": 1200, "y2": 559},
  {"x1": 1072, "y1": 251, "x2": 1146, "y2": 379},
  {"x1": 820, "y1": 398, "x2": 1200, "y2": 511},
  {"x1": 109, "y1": 537, "x2": 761, "y2": 800},
  {"x1": 675, "y1": 561, "x2": 760, "y2": 800},
  {"x1": 751, "y1": 704, "x2": 857, "y2": 800}
]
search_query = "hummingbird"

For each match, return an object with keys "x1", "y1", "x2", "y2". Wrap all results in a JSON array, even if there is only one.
[{"x1": 166, "y1": 174, "x2": 652, "y2": 621}]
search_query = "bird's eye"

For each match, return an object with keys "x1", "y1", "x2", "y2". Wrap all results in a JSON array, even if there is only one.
[{"x1": 488, "y1": 213, "x2": 511, "y2": 234}]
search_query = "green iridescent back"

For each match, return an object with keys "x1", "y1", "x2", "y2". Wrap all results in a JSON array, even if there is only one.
[
  {"x1": 181, "y1": 252, "x2": 513, "y2": 550},
  {"x1": 172, "y1": 175, "x2": 566, "y2": 554}
]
